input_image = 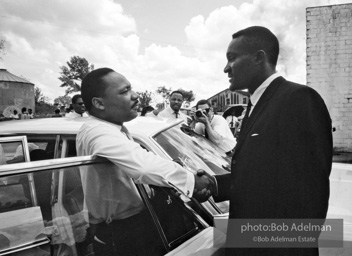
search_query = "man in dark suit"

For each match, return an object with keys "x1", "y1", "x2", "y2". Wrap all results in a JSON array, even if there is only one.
[{"x1": 213, "y1": 26, "x2": 332, "y2": 255}]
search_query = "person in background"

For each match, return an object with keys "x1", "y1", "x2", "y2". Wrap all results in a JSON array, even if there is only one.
[
  {"x1": 152, "y1": 91, "x2": 191, "y2": 124},
  {"x1": 9, "y1": 110, "x2": 19, "y2": 120},
  {"x1": 28, "y1": 108, "x2": 34, "y2": 119},
  {"x1": 191, "y1": 99, "x2": 237, "y2": 156},
  {"x1": 20, "y1": 107, "x2": 28, "y2": 119},
  {"x1": 140, "y1": 106, "x2": 154, "y2": 116},
  {"x1": 52, "y1": 109, "x2": 62, "y2": 118},
  {"x1": 212, "y1": 26, "x2": 332, "y2": 256},
  {"x1": 225, "y1": 109, "x2": 239, "y2": 136},
  {"x1": 78, "y1": 67, "x2": 214, "y2": 255},
  {"x1": 65, "y1": 94, "x2": 89, "y2": 118}
]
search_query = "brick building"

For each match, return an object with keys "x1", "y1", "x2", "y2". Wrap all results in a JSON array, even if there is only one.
[
  {"x1": 0, "y1": 69, "x2": 35, "y2": 117},
  {"x1": 306, "y1": 4, "x2": 352, "y2": 151}
]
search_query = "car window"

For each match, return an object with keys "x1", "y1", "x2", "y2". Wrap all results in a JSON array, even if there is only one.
[
  {"x1": 153, "y1": 125, "x2": 230, "y2": 215},
  {"x1": 154, "y1": 125, "x2": 231, "y2": 176},
  {"x1": 0, "y1": 138, "x2": 30, "y2": 165},
  {"x1": 0, "y1": 134, "x2": 61, "y2": 160},
  {"x1": 0, "y1": 156, "x2": 208, "y2": 255}
]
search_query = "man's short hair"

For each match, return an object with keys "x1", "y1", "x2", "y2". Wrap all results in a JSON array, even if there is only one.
[
  {"x1": 81, "y1": 68, "x2": 115, "y2": 111},
  {"x1": 232, "y1": 26, "x2": 279, "y2": 67},
  {"x1": 71, "y1": 94, "x2": 83, "y2": 104},
  {"x1": 196, "y1": 99, "x2": 210, "y2": 109},
  {"x1": 169, "y1": 90, "x2": 184, "y2": 99}
]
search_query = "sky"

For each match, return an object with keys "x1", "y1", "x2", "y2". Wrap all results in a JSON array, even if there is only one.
[{"x1": 0, "y1": 0, "x2": 351, "y2": 106}]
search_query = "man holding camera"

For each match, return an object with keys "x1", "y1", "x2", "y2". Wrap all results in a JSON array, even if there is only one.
[{"x1": 191, "y1": 99, "x2": 237, "y2": 156}]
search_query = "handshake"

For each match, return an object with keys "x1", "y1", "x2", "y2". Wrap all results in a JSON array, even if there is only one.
[{"x1": 193, "y1": 170, "x2": 217, "y2": 203}]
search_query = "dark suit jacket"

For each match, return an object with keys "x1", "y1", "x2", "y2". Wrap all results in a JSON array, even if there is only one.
[{"x1": 214, "y1": 77, "x2": 332, "y2": 256}]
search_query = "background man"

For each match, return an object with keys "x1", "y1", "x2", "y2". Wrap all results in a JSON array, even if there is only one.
[
  {"x1": 213, "y1": 26, "x2": 332, "y2": 255},
  {"x1": 154, "y1": 91, "x2": 191, "y2": 124},
  {"x1": 191, "y1": 99, "x2": 237, "y2": 156},
  {"x1": 78, "y1": 68, "x2": 214, "y2": 255},
  {"x1": 66, "y1": 94, "x2": 89, "y2": 118}
]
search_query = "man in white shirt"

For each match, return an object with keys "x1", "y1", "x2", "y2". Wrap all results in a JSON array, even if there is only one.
[
  {"x1": 153, "y1": 91, "x2": 192, "y2": 124},
  {"x1": 78, "y1": 68, "x2": 214, "y2": 255},
  {"x1": 66, "y1": 94, "x2": 89, "y2": 118},
  {"x1": 191, "y1": 99, "x2": 237, "y2": 156}
]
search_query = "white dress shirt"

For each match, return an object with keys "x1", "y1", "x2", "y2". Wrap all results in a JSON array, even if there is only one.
[
  {"x1": 158, "y1": 106, "x2": 191, "y2": 124},
  {"x1": 249, "y1": 73, "x2": 281, "y2": 116},
  {"x1": 65, "y1": 111, "x2": 89, "y2": 118},
  {"x1": 76, "y1": 116, "x2": 195, "y2": 224},
  {"x1": 195, "y1": 115, "x2": 237, "y2": 153}
]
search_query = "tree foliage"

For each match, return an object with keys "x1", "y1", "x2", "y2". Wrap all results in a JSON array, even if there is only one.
[
  {"x1": 54, "y1": 95, "x2": 72, "y2": 107},
  {"x1": 156, "y1": 86, "x2": 172, "y2": 100},
  {"x1": 58, "y1": 56, "x2": 94, "y2": 95},
  {"x1": 34, "y1": 86, "x2": 47, "y2": 104},
  {"x1": 136, "y1": 90, "x2": 153, "y2": 108},
  {"x1": 155, "y1": 86, "x2": 196, "y2": 103},
  {"x1": 177, "y1": 88, "x2": 196, "y2": 103}
]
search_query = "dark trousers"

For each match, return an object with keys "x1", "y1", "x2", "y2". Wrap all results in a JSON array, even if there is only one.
[{"x1": 91, "y1": 210, "x2": 165, "y2": 256}]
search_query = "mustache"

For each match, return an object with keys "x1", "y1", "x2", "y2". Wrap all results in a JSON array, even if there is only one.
[{"x1": 132, "y1": 100, "x2": 139, "y2": 108}]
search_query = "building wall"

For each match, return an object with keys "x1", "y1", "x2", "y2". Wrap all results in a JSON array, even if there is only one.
[
  {"x1": 306, "y1": 4, "x2": 352, "y2": 151},
  {"x1": 208, "y1": 89, "x2": 249, "y2": 113},
  {"x1": 0, "y1": 81, "x2": 35, "y2": 116}
]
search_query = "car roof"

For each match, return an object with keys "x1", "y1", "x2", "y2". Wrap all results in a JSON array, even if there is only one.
[{"x1": 0, "y1": 116, "x2": 183, "y2": 138}]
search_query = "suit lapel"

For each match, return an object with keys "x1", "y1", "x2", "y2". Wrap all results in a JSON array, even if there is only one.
[{"x1": 234, "y1": 76, "x2": 286, "y2": 156}]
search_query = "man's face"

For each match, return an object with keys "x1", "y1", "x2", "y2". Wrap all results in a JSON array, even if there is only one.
[
  {"x1": 169, "y1": 93, "x2": 183, "y2": 112},
  {"x1": 224, "y1": 36, "x2": 256, "y2": 92},
  {"x1": 100, "y1": 72, "x2": 139, "y2": 125},
  {"x1": 73, "y1": 97, "x2": 86, "y2": 114},
  {"x1": 197, "y1": 103, "x2": 212, "y2": 118}
]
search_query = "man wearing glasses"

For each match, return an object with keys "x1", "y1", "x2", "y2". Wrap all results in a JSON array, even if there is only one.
[
  {"x1": 66, "y1": 94, "x2": 89, "y2": 118},
  {"x1": 191, "y1": 99, "x2": 237, "y2": 156}
]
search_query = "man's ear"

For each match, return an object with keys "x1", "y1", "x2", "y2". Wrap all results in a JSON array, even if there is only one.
[
  {"x1": 92, "y1": 97, "x2": 105, "y2": 110},
  {"x1": 254, "y1": 50, "x2": 266, "y2": 64}
]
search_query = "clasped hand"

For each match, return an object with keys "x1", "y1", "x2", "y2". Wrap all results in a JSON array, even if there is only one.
[{"x1": 193, "y1": 169, "x2": 216, "y2": 203}]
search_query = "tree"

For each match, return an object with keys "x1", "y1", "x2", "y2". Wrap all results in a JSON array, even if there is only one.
[
  {"x1": 54, "y1": 95, "x2": 72, "y2": 107},
  {"x1": 58, "y1": 56, "x2": 94, "y2": 95},
  {"x1": 177, "y1": 88, "x2": 196, "y2": 103},
  {"x1": 156, "y1": 86, "x2": 172, "y2": 101},
  {"x1": 136, "y1": 90, "x2": 153, "y2": 108},
  {"x1": 155, "y1": 86, "x2": 196, "y2": 103},
  {"x1": 34, "y1": 86, "x2": 47, "y2": 104}
]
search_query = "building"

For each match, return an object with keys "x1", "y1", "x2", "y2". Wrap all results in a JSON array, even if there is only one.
[
  {"x1": 0, "y1": 69, "x2": 35, "y2": 117},
  {"x1": 207, "y1": 89, "x2": 249, "y2": 113},
  {"x1": 306, "y1": 3, "x2": 352, "y2": 151}
]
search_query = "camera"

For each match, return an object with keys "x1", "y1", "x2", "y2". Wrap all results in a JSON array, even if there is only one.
[{"x1": 195, "y1": 109, "x2": 205, "y2": 118}]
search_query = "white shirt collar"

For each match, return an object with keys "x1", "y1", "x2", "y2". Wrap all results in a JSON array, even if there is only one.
[
  {"x1": 250, "y1": 73, "x2": 280, "y2": 107},
  {"x1": 89, "y1": 115, "x2": 124, "y2": 131}
]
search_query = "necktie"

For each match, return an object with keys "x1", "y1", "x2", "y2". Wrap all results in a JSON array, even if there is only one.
[
  {"x1": 204, "y1": 128, "x2": 209, "y2": 139},
  {"x1": 121, "y1": 125, "x2": 133, "y2": 140},
  {"x1": 174, "y1": 112, "x2": 179, "y2": 118},
  {"x1": 240, "y1": 99, "x2": 252, "y2": 131}
]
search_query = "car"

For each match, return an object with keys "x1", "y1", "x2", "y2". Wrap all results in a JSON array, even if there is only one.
[{"x1": 0, "y1": 117, "x2": 230, "y2": 255}]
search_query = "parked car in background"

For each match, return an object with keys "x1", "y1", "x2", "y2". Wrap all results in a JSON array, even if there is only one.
[{"x1": 0, "y1": 117, "x2": 230, "y2": 255}]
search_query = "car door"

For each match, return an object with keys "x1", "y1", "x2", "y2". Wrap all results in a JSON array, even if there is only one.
[{"x1": 0, "y1": 155, "x2": 225, "y2": 256}]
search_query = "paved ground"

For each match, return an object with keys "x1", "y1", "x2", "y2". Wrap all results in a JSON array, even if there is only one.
[{"x1": 333, "y1": 152, "x2": 352, "y2": 164}]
